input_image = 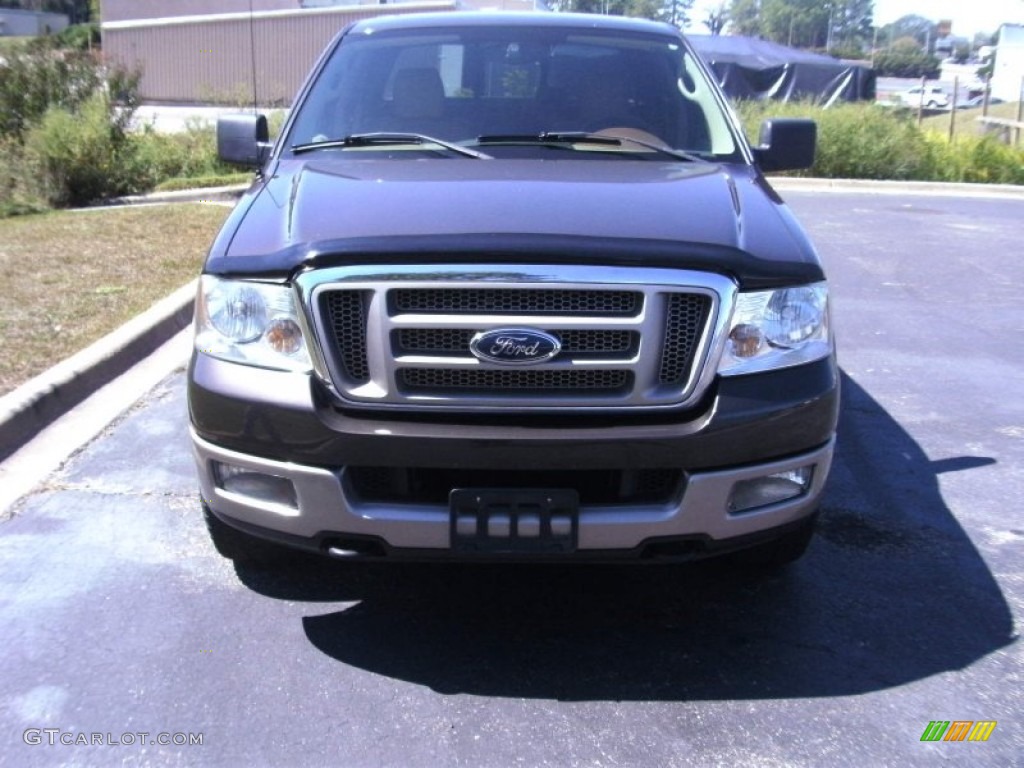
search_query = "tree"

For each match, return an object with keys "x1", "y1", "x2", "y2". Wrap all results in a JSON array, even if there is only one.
[
  {"x1": 827, "y1": 0, "x2": 873, "y2": 51},
  {"x1": 879, "y1": 14, "x2": 935, "y2": 51},
  {"x1": 760, "y1": 0, "x2": 830, "y2": 48},
  {"x1": 624, "y1": 0, "x2": 662, "y2": 19},
  {"x1": 704, "y1": 3, "x2": 729, "y2": 35},
  {"x1": 873, "y1": 42, "x2": 940, "y2": 78},
  {"x1": 728, "y1": 0, "x2": 761, "y2": 37},
  {"x1": 550, "y1": 0, "x2": 691, "y2": 24},
  {"x1": 663, "y1": 0, "x2": 694, "y2": 27}
]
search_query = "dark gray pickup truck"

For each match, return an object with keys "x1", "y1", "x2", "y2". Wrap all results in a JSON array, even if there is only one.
[{"x1": 188, "y1": 12, "x2": 838, "y2": 568}]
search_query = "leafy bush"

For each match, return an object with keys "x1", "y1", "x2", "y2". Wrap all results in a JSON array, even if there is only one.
[
  {"x1": 23, "y1": 92, "x2": 148, "y2": 207},
  {"x1": 735, "y1": 100, "x2": 930, "y2": 179},
  {"x1": 0, "y1": 38, "x2": 139, "y2": 141},
  {"x1": 0, "y1": 44, "x2": 103, "y2": 139},
  {"x1": 735, "y1": 99, "x2": 1024, "y2": 184},
  {"x1": 812, "y1": 104, "x2": 932, "y2": 180},
  {"x1": 131, "y1": 121, "x2": 237, "y2": 188},
  {"x1": 921, "y1": 134, "x2": 1024, "y2": 184},
  {"x1": 827, "y1": 43, "x2": 867, "y2": 62},
  {"x1": 0, "y1": 137, "x2": 48, "y2": 217},
  {"x1": 872, "y1": 47, "x2": 941, "y2": 79},
  {"x1": 55, "y1": 23, "x2": 101, "y2": 51}
]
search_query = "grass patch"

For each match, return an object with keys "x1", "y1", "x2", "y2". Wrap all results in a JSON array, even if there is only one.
[{"x1": 0, "y1": 203, "x2": 230, "y2": 396}]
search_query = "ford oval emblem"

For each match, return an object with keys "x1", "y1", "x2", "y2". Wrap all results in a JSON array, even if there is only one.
[{"x1": 469, "y1": 328, "x2": 561, "y2": 366}]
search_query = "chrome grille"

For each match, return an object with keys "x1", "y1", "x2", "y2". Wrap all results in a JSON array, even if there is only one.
[{"x1": 301, "y1": 265, "x2": 732, "y2": 413}]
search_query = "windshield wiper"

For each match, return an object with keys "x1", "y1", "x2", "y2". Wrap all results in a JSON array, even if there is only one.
[
  {"x1": 474, "y1": 132, "x2": 703, "y2": 162},
  {"x1": 291, "y1": 132, "x2": 491, "y2": 159}
]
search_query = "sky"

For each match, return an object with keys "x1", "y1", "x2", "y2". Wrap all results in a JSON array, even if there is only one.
[{"x1": 687, "y1": 0, "x2": 1024, "y2": 38}]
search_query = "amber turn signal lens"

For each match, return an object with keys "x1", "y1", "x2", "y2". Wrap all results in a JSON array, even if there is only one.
[{"x1": 264, "y1": 317, "x2": 304, "y2": 356}]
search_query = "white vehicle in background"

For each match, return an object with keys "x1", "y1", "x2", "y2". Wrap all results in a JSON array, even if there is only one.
[{"x1": 897, "y1": 85, "x2": 950, "y2": 108}]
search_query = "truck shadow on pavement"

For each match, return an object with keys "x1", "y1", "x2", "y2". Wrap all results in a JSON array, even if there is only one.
[{"x1": 237, "y1": 371, "x2": 1015, "y2": 700}]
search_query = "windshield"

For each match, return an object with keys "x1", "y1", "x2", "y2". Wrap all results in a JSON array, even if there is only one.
[{"x1": 285, "y1": 24, "x2": 741, "y2": 160}]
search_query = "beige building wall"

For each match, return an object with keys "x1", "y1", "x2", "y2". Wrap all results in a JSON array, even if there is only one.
[
  {"x1": 102, "y1": 2, "x2": 458, "y2": 105},
  {"x1": 101, "y1": 1, "x2": 300, "y2": 24}
]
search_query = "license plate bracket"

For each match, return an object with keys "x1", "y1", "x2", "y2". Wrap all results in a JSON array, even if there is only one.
[{"x1": 449, "y1": 488, "x2": 579, "y2": 554}]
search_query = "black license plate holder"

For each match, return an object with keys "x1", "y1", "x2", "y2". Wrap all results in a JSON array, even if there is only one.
[{"x1": 449, "y1": 488, "x2": 580, "y2": 554}]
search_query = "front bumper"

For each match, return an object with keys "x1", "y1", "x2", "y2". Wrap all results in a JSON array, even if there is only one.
[
  {"x1": 189, "y1": 353, "x2": 839, "y2": 558},
  {"x1": 195, "y1": 429, "x2": 833, "y2": 556}
]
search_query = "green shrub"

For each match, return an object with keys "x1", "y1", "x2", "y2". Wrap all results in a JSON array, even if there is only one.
[
  {"x1": 921, "y1": 133, "x2": 1024, "y2": 184},
  {"x1": 735, "y1": 100, "x2": 931, "y2": 180},
  {"x1": 23, "y1": 92, "x2": 148, "y2": 207},
  {"x1": 872, "y1": 47, "x2": 941, "y2": 79},
  {"x1": 812, "y1": 104, "x2": 931, "y2": 180},
  {"x1": 131, "y1": 120, "x2": 238, "y2": 187},
  {"x1": 54, "y1": 23, "x2": 101, "y2": 51},
  {"x1": 0, "y1": 137, "x2": 48, "y2": 217},
  {"x1": 0, "y1": 41, "x2": 139, "y2": 141},
  {"x1": 0, "y1": 45, "x2": 101, "y2": 139}
]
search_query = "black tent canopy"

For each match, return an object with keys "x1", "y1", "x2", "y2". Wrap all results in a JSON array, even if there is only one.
[{"x1": 687, "y1": 35, "x2": 875, "y2": 104}]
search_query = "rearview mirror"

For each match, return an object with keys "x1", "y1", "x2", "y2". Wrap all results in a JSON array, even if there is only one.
[
  {"x1": 753, "y1": 118, "x2": 816, "y2": 172},
  {"x1": 217, "y1": 114, "x2": 271, "y2": 168}
]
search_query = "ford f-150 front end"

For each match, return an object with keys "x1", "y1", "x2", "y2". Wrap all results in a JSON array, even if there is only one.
[{"x1": 188, "y1": 12, "x2": 838, "y2": 568}]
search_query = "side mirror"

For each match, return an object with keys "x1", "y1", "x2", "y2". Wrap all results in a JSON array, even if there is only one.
[
  {"x1": 216, "y1": 114, "x2": 271, "y2": 168},
  {"x1": 753, "y1": 118, "x2": 816, "y2": 172}
]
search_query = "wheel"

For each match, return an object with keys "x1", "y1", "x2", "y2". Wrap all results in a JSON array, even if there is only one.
[
  {"x1": 927, "y1": 100, "x2": 938, "y2": 108},
  {"x1": 729, "y1": 515, "x2": 817, "y2": 571},
  {"x1": 203, "y1": 500, "x2": 286, "y2": 565}
]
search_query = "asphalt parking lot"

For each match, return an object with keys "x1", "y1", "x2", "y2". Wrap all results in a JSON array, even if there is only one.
[{"x1": 1, "y1": 188, "x2": 1021, "y2": 767}]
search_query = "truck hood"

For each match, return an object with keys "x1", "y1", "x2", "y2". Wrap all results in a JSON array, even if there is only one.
[{"x1": 212, "y1": 157, "x2": 822, "y2": 287}]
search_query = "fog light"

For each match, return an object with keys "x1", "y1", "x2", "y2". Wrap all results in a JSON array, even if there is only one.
[
  {"x1": 728, "y1": 466, "x2": 813, "y2": 514},
  {"x1": 215, "y1": 462, "x2": 298, "y2": 509}
]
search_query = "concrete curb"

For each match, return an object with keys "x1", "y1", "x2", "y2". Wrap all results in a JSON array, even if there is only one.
[
  {"x1": 768, "y1": 177, "x2": 1024, "y2": 199},
  {"x1": 0, "y1": 281, "x2": 197, "y2": 462},
  {"x1": 111, "y1": 184, "x2": 248, "y2": 206}
]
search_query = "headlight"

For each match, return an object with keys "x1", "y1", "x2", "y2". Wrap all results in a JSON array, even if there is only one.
[
  {"x1": 718, "y1": 282, "x2": 831, "y2": 375},
  {"x1": 195, "y1": 276, "x2": 312, "y2": 372}
]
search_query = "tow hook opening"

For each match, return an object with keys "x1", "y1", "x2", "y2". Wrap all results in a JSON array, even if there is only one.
[{"x1": 323, "y1": 538, "x2": 387, "y2": 559}]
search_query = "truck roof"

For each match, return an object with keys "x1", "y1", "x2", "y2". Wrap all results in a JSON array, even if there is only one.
[{"x1": 347, "y1": 11, "x2": 683, "y2": 37}]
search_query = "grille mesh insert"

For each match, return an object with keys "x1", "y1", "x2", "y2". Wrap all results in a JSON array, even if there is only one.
[
  {"x1": 349, "y1": 467, "x2": 682, "y2": 505},
  {"x1": 321, "y1": 291, "x2": 371, "y2": 383},
  {"x1": 399, "y1": 368, "x2": 631, "y2": 394},
  {"x1": 390, "y1": 288, "x2": 641, "y2": 316},
  {"x1": 659, "y1": 294, "x2": 711, "y2": 384}
]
